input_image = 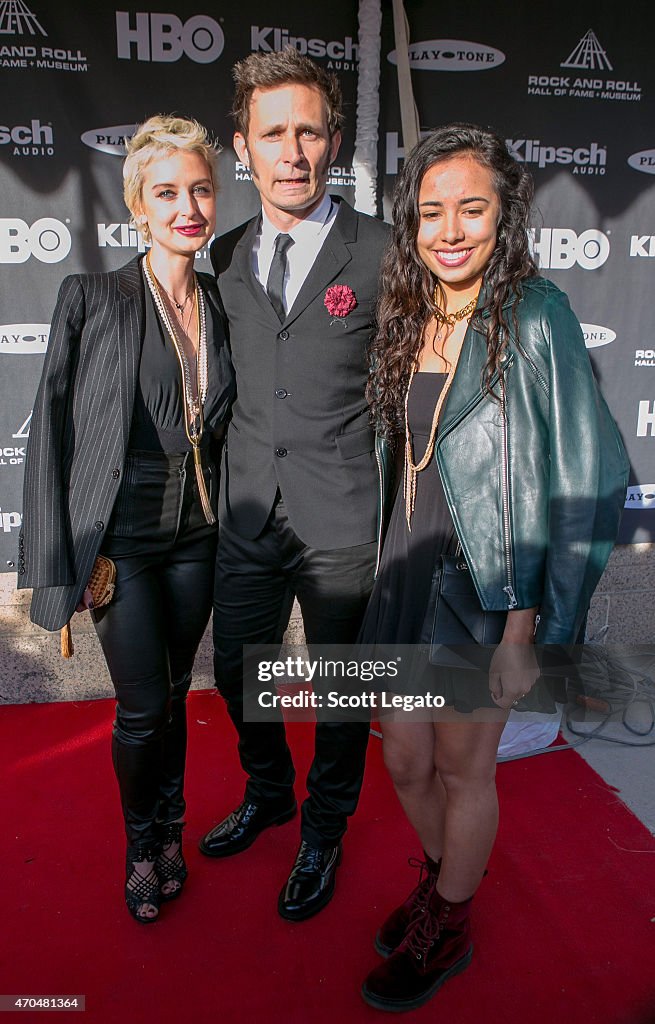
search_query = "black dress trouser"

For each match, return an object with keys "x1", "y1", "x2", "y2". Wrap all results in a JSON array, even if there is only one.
[
  {"x1": 213, "y1": 496, "x2": 377, "y2": 850},
  {"x1": 93, "y1": 450, "x2": 217, "y2": 847}
]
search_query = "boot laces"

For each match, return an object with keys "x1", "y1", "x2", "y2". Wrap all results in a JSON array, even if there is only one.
[
  {"x1": 404, "y1": 903, "x2": 449, "y2": 963},
  {"x1": 406, "y1": 857, "x2": 438, "y2": 925}
]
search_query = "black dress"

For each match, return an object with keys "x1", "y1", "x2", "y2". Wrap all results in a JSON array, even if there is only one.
[
  {"x1": 358, "y1": 372, "x2": 483, "y2": 708},
  {"x1": 360, "y1": 372, "x2": 560, "y2": 713},
  {"x1": 360, "y1": 372, "x2": 457, "y2": 648}
]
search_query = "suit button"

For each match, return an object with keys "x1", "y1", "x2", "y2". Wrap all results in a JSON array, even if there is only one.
[
  {"x1": 94, "y1": 520, "x2": 104, "y2": 531},
  {"x1": 275, "y1": 447, "x2": 288, "y2": 458},
  {"x1": 275, "y1": 389, "x2": 288, "y2": 399},
  {"x1": 278, "y1": 330, "x2": 289, "y2": 341},
  {"x1": 112, "y1": 468, "x2": 120, "y2": 479}
]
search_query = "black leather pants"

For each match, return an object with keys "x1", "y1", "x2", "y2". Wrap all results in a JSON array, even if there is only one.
[
  {"x1": 213, "y1": 496, "x2": 376, "y2": 849},
  {"x1": 93, "y1": 450, "x2": 217, "y2": 846}
]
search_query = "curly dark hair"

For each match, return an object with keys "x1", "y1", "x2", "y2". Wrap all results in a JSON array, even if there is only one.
[{"x1": 368, "y1": 123, "x2": 537, "y2": 437}]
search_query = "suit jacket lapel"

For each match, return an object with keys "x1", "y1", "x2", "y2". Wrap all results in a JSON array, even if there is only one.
[
  {"x1": 115, "y1": 256, "x2": 145, "y2": 454},
  {"x1": 284, "y1": 197, "x2": 356, "y2": 327},
  {"x1": 231, "y1": 215, "x2": 281, "y2": 323}
]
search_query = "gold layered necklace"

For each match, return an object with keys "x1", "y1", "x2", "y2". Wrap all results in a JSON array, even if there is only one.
[
  {"x1": 432, "y1": 289, "x2": 478, "y2": 327},
  {"x1": 143, "y1": 253, "x2": 215, "y2": 525},
  {"x1": 404, "y1": 292, "x2": 479, "y2": 527}
]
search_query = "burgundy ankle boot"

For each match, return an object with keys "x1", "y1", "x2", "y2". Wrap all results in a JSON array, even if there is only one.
[
  {"x1": 375, "y1": 853, "x2": 441, "y2": 956},
  {"x1": 363, "y1": 888, "x2": 473, "y2": 1012}
]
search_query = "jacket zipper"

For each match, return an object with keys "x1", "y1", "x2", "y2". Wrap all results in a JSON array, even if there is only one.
[
  {"x1": 500, "y1": 375, "x2": 517, "y2": 609},
  {"x1": 374, "y1": 440, "x2": 384, "y2": 576}
]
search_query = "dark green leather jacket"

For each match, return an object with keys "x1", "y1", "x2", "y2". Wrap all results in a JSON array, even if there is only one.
[{"x1": 375, "y1": 277, "x2": 629, "y2": 645}]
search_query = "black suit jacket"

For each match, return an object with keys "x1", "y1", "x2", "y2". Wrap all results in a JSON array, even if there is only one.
[
  {"x1": 211, "y1": 196, "x2": 389, "y2": 549},
  {"x1": 18, "y1": 256, "x2": 234, "y2": 631}
]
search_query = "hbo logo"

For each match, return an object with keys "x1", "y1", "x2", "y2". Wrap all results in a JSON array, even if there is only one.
[
  {"x1": 529, "y1": 228, "x2": 610, "y2": 271},
  {"x1": 0, "y1": 218, "x2": 72, "y2": 264},
  {"x1": 116, "y1": 12, "x2": 224, "y2": 63}
]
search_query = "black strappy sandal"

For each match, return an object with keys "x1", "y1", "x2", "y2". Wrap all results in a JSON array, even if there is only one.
[
  {"x1": 125, "y1": 843, "x2": 162, "y2": 924},
  {"x1": 156, "y1": 821, "x2": 188, "y2": 902}
]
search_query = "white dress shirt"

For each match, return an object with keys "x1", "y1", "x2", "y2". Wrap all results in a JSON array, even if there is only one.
[{"x1": 252, "y1": 192, "x2": 337, "y2": 314}]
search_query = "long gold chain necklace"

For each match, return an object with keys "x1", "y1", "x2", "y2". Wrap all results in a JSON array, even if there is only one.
[
  {"x1": 143, "y1": 254, "x2": 215, "y2": 525},
  {"x1": 404, "y1": 294, "x2": 478, "y2": 528}
]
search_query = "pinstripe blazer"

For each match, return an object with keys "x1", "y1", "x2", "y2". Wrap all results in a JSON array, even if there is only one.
[{"x1": 17, "y1": 255, "x2": 234, "y2": 632}]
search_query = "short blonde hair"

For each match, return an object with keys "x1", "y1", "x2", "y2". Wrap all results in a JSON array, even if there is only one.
[{"x1": 123, "y1": 114, "x2": 221, "y2": 242}]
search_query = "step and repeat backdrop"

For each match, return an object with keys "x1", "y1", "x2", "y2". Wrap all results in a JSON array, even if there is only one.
[{"x1": 0, "y1": 0, "x2": 653, "y2": 571}]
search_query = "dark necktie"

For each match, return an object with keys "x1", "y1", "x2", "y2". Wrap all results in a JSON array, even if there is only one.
[{"x1": 266, "y1": 233, "x2": 294, "y2": 322}]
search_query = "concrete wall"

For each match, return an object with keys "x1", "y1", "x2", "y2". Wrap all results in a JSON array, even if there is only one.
[{"x1": 1, "y1": 543, "x2": 652, "y2": 705}]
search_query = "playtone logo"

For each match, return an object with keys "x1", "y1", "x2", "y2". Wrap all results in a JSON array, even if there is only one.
[
  {"x1": 116, "y1": 11, "x2": 224, "y2": 63},
  {"x1": 628, "y1": 150, "x2": 655, "y2": 175},
  {"x1": 81, "y1": 124, "x2": 136, "y2": 156},
  {"x1": 529, "y1": 228, "x2": 610, "y2": 271},
  {"x1": 624, "y1": 485, "x2": 655, "y2": 510},
  {"x1": 388, "y1": 39, "x2": 505, "y2": 71},
  {"x1": 506, "y1": 138, "x2": 606, "y2": 176},
  {"x1": 0, "y1": 118, "x2": 53, "y2": 156},
  {"x1": 580, "y1": 324, "x2": 615, "y2": 349},
  {"x1": 0, "y1": 324, "x2": 49, "y2": 354},
  {"x1": 0, "y1": 218, "x2": 71, "y2": 263}
]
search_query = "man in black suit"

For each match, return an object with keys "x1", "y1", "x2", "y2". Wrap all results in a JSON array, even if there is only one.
[{"x1": 200, "y1": 48, "x2": 388, "y2": 920}]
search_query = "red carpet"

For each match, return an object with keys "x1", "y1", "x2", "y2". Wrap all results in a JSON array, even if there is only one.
[{"x1": 2, "y1": 691, "x2": 654, "y2": 1024}]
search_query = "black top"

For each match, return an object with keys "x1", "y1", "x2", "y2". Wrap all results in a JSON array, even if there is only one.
[
  {"x1": 128, "y1": 269, "x2": 223, "y2": 452},
  {"x1": 359, "y1": 372, "x2": 457, "y2": 646}
]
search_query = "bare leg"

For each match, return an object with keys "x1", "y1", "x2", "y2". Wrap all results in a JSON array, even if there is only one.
[
  {"x1": 432, "y1": 716, "x2": 507, "y2": 901},
  {"x1": 381, "y1": 719, "x2": 447, "y2": 861}
]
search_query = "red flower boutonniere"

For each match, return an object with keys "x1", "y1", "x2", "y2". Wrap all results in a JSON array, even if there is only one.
[{"x1": 324, "y1": 285, "x2": 357, "y2": 325}]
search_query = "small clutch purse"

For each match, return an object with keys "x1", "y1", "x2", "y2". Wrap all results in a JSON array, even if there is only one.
[
  {"x1": 421, "y1": 554, "x2": 507, "y2": 671},
  {"x1": 60, "y1": 554, "x2": 116, "y2": 658}
]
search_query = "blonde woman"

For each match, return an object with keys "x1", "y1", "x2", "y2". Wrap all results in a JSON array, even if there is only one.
[{"x1": 19, "y1": 115, "x2": 235, "y2": 923}]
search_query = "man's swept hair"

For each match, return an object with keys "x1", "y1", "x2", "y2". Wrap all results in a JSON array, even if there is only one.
[{"x1": 231, "y1": 48, "x2": 344, "y2": 138}]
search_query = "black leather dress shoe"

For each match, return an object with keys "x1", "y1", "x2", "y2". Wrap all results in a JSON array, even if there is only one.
[
  {"x1": 199, "y1": 799, "x2": 296, "y2": 858},
  {"x1": 278, "y1": 840, "x2": 342, "y2": 921}
]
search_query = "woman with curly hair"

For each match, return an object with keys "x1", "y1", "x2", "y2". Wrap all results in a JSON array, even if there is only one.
[{"x1": 359, "y1": 124, "x2": 627, "y2": 1011}]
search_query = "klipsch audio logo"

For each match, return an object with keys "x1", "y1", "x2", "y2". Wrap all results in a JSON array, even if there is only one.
[
  {"x1": 0, "y1": 324, "x2": 49, "y2": 354},
  {"x1": 116, "y1": 12, "x2": 224, "y2": 64},
  {"x1": 81, "y1": 125, "x2": 136, "y2": 156},
  {"x1": 630, "y1": 236, "x2": 655, "y2": 258},
  {"x1": 388, "y1": 39, "x2": 505, "y2": 72},
  {"x1": 528, "y1": 29, "x2": 641, "y2": 102},
  {"x1": 97, "y1": 221, "x2": 213, "y2": 260},
  {"x1": 529, "y1": 228, "x2": 610, "y2": 271},
  {"x1": 628, "y1": 150, "x2": 655, "y2": 175},
  {"x1": 506, "y1": 139, "x2": 606, "y2": 176},
  {"x1": 0, "y1": 219, "x2": 71, "y2": 263},
  {"x1": 251, "y1": 27, "x2": 358, "y2": 70},
  {"x1": 0, "y1": 118, "x2": 53, "y2": 156},
  {"x1": 0, "y1": 0, "x2": 88, "y2": 71},
  {"x1": 580, "y1": 324, "x2": 615, "y2": 349},
  {"x1": 624, "y1": 485, "x2": 655, "y2": 509}
]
